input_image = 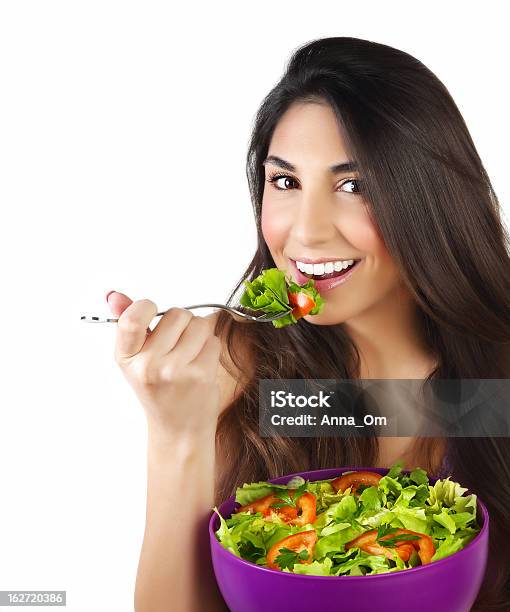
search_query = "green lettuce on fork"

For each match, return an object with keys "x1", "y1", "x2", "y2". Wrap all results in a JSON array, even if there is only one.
[
  {"x1": 213, "y1": 461, "x2": 481, "y2": 576},
  {"x1": 239, "y1": 268, "x2": 325, "y2": 328}
]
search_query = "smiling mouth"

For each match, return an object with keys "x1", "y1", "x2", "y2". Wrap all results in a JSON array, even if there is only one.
[{"x1": 293, "y1": 259, "x2": 363, "y2": 281}]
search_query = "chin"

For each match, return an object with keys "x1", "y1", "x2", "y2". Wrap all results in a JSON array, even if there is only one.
[{"x1": 302, "y1": 313, "x2": 344, "y2": 326}]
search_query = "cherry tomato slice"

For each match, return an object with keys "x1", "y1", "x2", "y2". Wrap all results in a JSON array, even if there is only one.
[
  {"x1": 346, "y1": 528, "x2": 436, "y2": 565},
  {"x1": 344, "y1": 529, "x2": 379, "y2": 550},
  {"x1": 236, "y1": 490, "x2": 316, "y2": 526},
  {"x1": 362, "y1": 542, "x2": 411, "y2": 561},
  {"x1": 274, "y1": 505, "x2": 299, "y2": 522},
  {"x1": 266, "y1": 530, "x2": 318, "y2": 571},
  {"x1": 331, "y1": 471, "x2": 382, "y2": 495},
  {"x1": 289, "y1": 491, "x2": 317, "y2": 526},
  {"x1": 346, "y1": 530, "x2": 409, "y2": 561},
  {"x1": 288, "y1": 291, "x2": 316, "y2": 320},
  {"x1": 235, "y1": 493, "x2": 277, "y2": 516},
  {"x1": 384, "y1": 529, "x2": 435, "y2": 564},
  {"x1": 393, "y1": 543, "x2": 415, "y2": 562}
]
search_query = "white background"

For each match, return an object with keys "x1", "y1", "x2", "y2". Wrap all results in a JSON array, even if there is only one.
[{"x1": 0, "y1": 1, "x2": 508, "y2": 610}]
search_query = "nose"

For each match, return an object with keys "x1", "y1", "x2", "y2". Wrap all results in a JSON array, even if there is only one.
[{"x1": 289, "y1": 189, "x2": 337, "y2": 246}]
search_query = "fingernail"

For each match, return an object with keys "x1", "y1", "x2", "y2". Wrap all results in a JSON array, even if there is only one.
[{"x1": 106, "y1": 290, "x2": 116, "y2": 304}]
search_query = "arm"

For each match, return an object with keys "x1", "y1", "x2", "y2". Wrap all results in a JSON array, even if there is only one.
[
  {"x1": 134, "y1": 430, "x2": 228, "y2": 612},
  {"x1": 104, "y1": 293, "x2": 234, "y2": 612},
  {"x1": 134, "y1": 314, "x2": 241, "y2": 612}
]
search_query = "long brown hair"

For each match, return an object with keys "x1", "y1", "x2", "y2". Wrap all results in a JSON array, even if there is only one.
[{"x1": 213, "y1": 37, "x2": 510, "y2": 610}]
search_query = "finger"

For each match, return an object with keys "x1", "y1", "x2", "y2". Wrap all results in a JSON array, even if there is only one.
[
  {"x1": 114, "y1": 299, "x2": 158, "y2": 361},
  {"x1": 169, "y1": 316, "x2": 215, "y2": 364},
  {"x1": 189, "y1": 333, "x2": 222, "y2": 375},
  {"x1": 107, "y1": 290, "x2": 152, "y2": 336},
  {"x1": 141, "y1": 307, "x2": 194, "y2": 357},
  {"x1": 106, "y1": 290, "x2": 132, "y2": 316}
]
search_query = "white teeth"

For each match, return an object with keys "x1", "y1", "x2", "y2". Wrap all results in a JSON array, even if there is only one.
[{"x1": 296, "y1": 258, "x2": 355, "y2": 276}]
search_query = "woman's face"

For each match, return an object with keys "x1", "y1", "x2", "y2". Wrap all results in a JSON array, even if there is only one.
[{"x1": 261, "y1": 101, "x2": 404, "y2": 325}]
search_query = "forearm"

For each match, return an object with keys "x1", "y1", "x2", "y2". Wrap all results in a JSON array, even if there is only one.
[{"x1": 134, "y1": 429, "x2": 227, "y2": 612}]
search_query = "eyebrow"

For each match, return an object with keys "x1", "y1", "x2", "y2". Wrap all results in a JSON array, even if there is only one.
[{"x1": 262, "y1": 155, "x2": 358, "y2": 174}]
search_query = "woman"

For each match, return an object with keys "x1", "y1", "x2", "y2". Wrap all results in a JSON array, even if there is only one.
[{"x1": 107, "y1": 37, "x2": 510, "y2": 611}]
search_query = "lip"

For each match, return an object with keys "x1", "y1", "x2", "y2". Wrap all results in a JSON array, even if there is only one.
[{"x1": 289, "y1": 257, "x2": 364, "y2": 293}]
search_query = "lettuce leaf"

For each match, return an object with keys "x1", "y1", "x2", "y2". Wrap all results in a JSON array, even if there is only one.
[
  {"x1": 235, "y1": 481, "x2": 289, "y2": 506},
  {"x1": 303, "y1": 479, "x2": 336, "y2": 513},
  {"x1": 358, "y1": 485, "x2": 384, "y2": 512},
  {"x1": 239, "y1": 267, "x2": 325, "y2": 328},
  {"x1": 334, "y1": 549, "x2": 395, "y2": 576},
  {"x1": 240, "y1": 268, "x2": 290, "y2": 310},
  {"x1": 287, "y1": 556, "x2": 333, "y2": 575},
  {"x1": 432, "y1": 507, "x2": 457, "y2": 534},
  {"x1": 314, "y1": 525, "x2": 362, "y2": 559},
  {"x1": 324, "y1": 494, "x2": 358, "y2": 523},
  {"x1": 427, "y1": 477, "x2": 468, "y2": 509},
  {"x1": 213, "y1": 507, "x2": 240, "y2": 557}
]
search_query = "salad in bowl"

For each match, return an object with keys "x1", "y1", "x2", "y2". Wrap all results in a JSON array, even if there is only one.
[{"x1": 209, "y1": 462, "x2": 489, "y2": 612}]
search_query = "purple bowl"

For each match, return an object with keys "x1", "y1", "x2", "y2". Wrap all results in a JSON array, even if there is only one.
[{"x1": 209, "y1": 467, "x2": 489, "y2": 612}]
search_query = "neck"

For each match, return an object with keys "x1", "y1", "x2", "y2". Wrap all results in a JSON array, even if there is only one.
[{"x1": 342, "y1": 284, "x2": 436, "y2": 379}]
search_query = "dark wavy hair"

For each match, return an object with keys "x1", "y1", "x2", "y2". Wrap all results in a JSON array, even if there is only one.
[{"x1": 213, "y1": 37, "x2": 510, "y2": 610}]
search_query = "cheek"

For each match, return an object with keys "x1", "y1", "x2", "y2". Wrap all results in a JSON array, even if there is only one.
[
  {"x1": 341, "y1": 208, "x2": 383, "y2": 256},
  {"x1": 261, "y1": 200, "x2": 289, "y2": 248},
  {"x1": 361, "y1": 223, "x2": 395, "y2": 265},
  {"x1": 352, "y1": 215, "x2": 401, "y2": 281},
  {"x1": 345, "y1": 212, "x2": 401, "y2": 279}
]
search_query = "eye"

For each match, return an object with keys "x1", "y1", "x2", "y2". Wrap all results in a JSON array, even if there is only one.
[
  {"x1": 266, "y1": 173, "x2": 299, "y2": 191},
  {"x1": 340, "y1": 179, "x2": 363, "y2": 194},
  {"x1": 265, "y1": 171, "x2": 363, "y2": 194}
]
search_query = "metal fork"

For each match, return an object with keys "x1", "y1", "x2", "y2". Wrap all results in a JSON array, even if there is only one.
[{"x1": 80, "y1": 303, "x2": 292, "y2": 324}]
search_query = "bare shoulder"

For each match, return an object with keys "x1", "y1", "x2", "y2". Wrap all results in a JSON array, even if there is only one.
[{"x1": 204, "y1": 311, "x2": 255, "y2": 413}]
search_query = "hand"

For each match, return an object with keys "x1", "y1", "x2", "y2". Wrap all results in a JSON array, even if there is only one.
[{"x1": 106, "y1": 291, "x2": 222, "y2": 440}]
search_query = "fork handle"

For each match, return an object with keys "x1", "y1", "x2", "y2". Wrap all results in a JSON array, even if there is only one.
[{"x1": 85, "y1": 304, "x2": 237, "y2": 324}]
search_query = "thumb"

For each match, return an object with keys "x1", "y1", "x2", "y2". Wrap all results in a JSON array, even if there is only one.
[{"x1": 106, "y1": 290, "x2": 152, "y2": 336}]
